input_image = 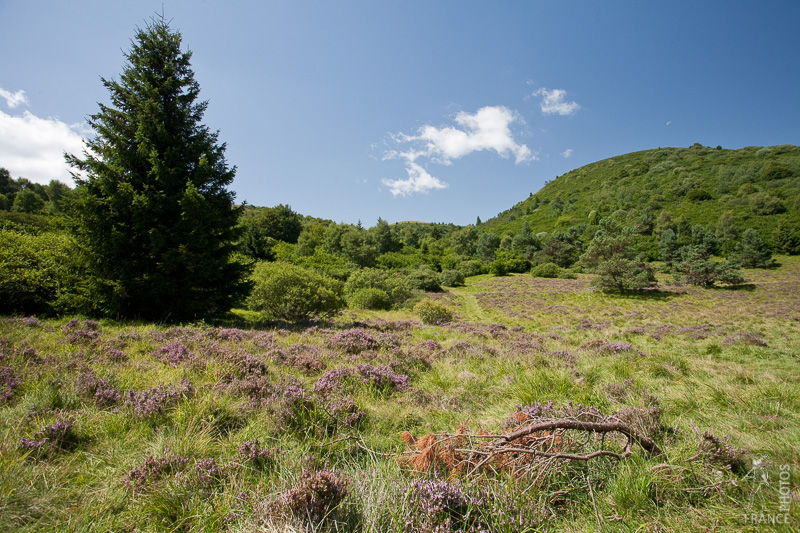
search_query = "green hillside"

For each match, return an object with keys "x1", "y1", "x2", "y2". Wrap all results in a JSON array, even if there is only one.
[{"x1": 485, "y1": 144, "x2": 800, "y2": 242}]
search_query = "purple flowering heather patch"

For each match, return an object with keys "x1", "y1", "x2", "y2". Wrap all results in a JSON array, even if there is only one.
[
  {"x1": 123, "y1": 380, "x2": 195, "y2": 417},
  {"x1": 699, "y1": 430, "x2": 748, "y2": 473},
  {"x1": 20, "y1": 419, "x2": 78, "y2": 452},
  {"x1": 75, "y1": 371, "x2": 121, "y2": 407},
  {"x1": 314, "y1": 364, "x2": 409, "y2": 397},
  {"x1": 0, "y1": 366, "x2": 21, "y2": 404},
  {"x1": 194, "y1": 457, "x2": 226, "y2": 489},
  {"x1": 237, "y1": 439, "x2": 278, "y2": 469},
  {"x1": 722, "y1": 332, "x2": 768, "y2": 347},
  {"x1": 126, "y1": 449, "x2": 190, "y2": 487},
  {"x1": 406, "y1": 478, "x2": 481, "y2": 532},
  {"x1": 281, "y1": 468, "x2": 350, "y2": 525},
  {"x1": 325, "y1": 328, "x2": 379, "y2": 354},
  {"x1": 154, "y1": 342, "x2": 194, "y2": 367}
]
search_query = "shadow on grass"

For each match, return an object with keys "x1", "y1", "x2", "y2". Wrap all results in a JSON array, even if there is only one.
[
  {"x1": 708, "y1": 283, "x2": 757, "y2": 292},
  {"x1": 603, "y1": 288, "x2": 678, "y2": 301}
]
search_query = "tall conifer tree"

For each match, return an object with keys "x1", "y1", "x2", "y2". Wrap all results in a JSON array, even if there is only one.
[{"x1": 66, "y1": 16, "x2": 247, "y2": 320}]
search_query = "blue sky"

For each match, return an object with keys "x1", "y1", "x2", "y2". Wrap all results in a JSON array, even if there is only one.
[{"x1": 1, "y1": 1, "x2": 798, "y2": 225}]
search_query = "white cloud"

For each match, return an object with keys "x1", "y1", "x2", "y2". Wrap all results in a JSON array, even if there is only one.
[
  {"x1": 533, "y1": 88, "x2": 580, "y2": 116},
  {"x1": 666, "y1": 121, "x2": 672, "y2": 126},
  {"x1": 0, "y1": 108, "x2": 89, "y2": 185},
  {"x1": 382, "y1": 106, "x2": 532, "y2": 196},
  {"x1": 561, "y1": 148, "x2": 573, "y2": 158},
  {"x1": 391, "y1": 106, "x2": 533, "y2": 165},
  {"x1": 382, "y1": 162, "x2": 449, "y2": 197},
  {"x1": 0, "y1": 88, "x2": 29, "y2": 108}
]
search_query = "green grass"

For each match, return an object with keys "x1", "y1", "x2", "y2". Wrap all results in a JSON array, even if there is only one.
[{"x1": 1, "y1": 258, "x2": 799, "y2": 531}]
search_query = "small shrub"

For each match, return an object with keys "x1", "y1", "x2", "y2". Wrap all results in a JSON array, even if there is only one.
[
  {"x1": 414, "y1": 298, "x2": 454, "y2": 325},
  {"x1": 530, "y1": 262, "x2": 561, "y2": 278},
  {"x1": 126, "y1": 450, "x2": 190, "y2": 487},
  {"x1": 749, "y1": 192, "x2": 785, "y2": 215},
  {"x1": 457, "y1": 260, "x2": 484, "y2": 277},
  {"x1": 685, "y1": 188, "x2": 712, "y2": 201},
  {"x1": 325, "y1": 328, "x2": 379, "y2": 354},
  {"x1": 281, "y1": 468, "x2": 350, "y2": 525},
  {"x1": 438, "y1": 269, "x2": 465, "y2": 287},
  {"x1": 237, "y1": 439, "x2": 277, "y2": 469},
  {"x1": 348, "y1": 287, "x2": 391, "y2": 310},
  {"x1": 20, "y1": 419, "x2": 78, "y2": 452},
  {"x1": 247, "y1": 261, "x2": 345, "y2": 321}
]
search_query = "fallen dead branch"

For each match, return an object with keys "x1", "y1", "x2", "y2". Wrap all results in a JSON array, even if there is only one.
[{"x1": 400, "y1": 411, "x2": 663, "y2": 479}]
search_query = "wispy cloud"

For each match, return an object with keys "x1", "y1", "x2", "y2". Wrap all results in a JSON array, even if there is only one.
[
  {"x1": 382, "y1": 106, "x2": 532, "y2": 196},
  {"x1": 532, "y1": 88, "x2": 580, "y2": 116},
  {"x1": 0, "y1": 87, "x2": 29, "y2": 108},
  {"x1": 382, "y1": 162, "x2": 449, "y2": 197},
  {"x1": 0, "y1": 103, "x2": 89, "y2": 185},
  {"x1": 561, "y1": 148, "x2": 573, "y2": 158}
]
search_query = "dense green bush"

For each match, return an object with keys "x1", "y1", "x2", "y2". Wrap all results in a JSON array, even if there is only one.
[
  {"x1": 438, "y1": 269, "x2": 465, "y2": 287},
  {"x1": 343, "y1": 268, "x2": 424, "y2": 309},
  {"x1": 0, "y1": 230, "x2": 73, "y2": 314},
  {"x1": 247, "y1": 261, "x2": 345, "y2": 321},
  {"x1": 730, "y1": 228, "x2": 775, "y2": 268},
  {"x1": 457, "y1": 260, "x2": 484, "y2": 277},
  {"x1": 530, "y1": 262, "x2": 561, "y2": 278},
  {"x1": 750, "y1": 192, "x2": 786, "y2": 215},
  {"x1": 348, "y1": 287, "x2": 391, "y2": 310},
  {"x1": 487, "y1": 260, "x2": 508, "y2": 276},
  {"x1": 685, "y1": 188, "x2": 712, "y2": 202},
  {"x1": 404, "y1": 265, "x2": 443, "y2": 292},
  {"x1": 413, "y1": 298, "x2": 454, "y2": 325}
]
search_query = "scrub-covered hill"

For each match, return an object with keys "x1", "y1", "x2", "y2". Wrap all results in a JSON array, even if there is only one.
[{"x1": 485, "y1": 144, "x2": 800, "y2": 245}]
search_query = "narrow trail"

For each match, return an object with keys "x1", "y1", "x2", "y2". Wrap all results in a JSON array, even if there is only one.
[{"x1": 450, "y1": 287, "x2": 492, "y2": 323}]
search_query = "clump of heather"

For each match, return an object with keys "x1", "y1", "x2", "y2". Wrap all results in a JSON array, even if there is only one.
[
  {"x1": 698, "y1": 431, "x2": 748, "y2": 473},
  {"x1": 415, "y1": 339, "x2": 443, "y2": 354},
  {"x1": 208, "y1": 327, "x2": 249, "y2": 342},
  {"x1": 104, "y1": 347, "x2": 128, "y2": 362},
  {"x1": 194, "y1": 457, "x2": 226, "y2": 490},
  {"x1": 123, "y1": 380, "x2": 195, "y2": 417},
  {"x1": 314, "y1": 367, "x2": 356, "y2": 397},
  {"x1": 126, "y1": 449, "x2": 190, "y2": 487},
  {"x1": 270, "y1": 344, "x2": 326, "y2": 374},
  {"x1": 1, "y1": 366, "x2": 21, "y2": 404},
  {"x1": 237, "y1": 439, "x2": 277, "y2": 470},
  {"x1": 280, "y1": 467, "x2": 350, "y2": 526},
  {"x1": 269, "y1": 379, "x2": 317, "y2": 432},
  {"x1": 614, "y1": 405, "x2": 664, "y2": 438},
  {"x1": 357, "y1": 364, "x2": 410, "y2": 393},
  {"x1": 314, "y1": 364, "x2": 409, "y2": 397},
  {"x1": 231, "y1": 352, "x2": 268, "y2": 376},
  {"x1": 75, "y1": 371, "x2": 121, "y2": 407},
  {"x1": 222, "y1": 374, "x2": 274, "y2": 406},
  {"x1": 20, "y1": 419, "x2": 78, "y2": 452},
  {"x1": 723, "y1": 331, "x2": 768, "y2": 347},
  {"x1": 17, "y1": 317, "x2": 42, "y2": 327},
  {"x1": 150, "y1": 327, "x2": 199, "y2": 343},
  {"x1": 65, "y1": 329, "x2": 101, "y2": 345},
  {"x1": 327, "y1": 395, "x2": 365, "y2": 428},
  {"x1": 154, "y1": 342, "x2": 194, "y2": 367},
  {"x1": 325, "y1": 328, "x2": 379, "y2": 354},
  {"x1": 582, "y1": 339, "x2": 645, "y2": 356},
  {"x1": 405, "y1": 478, "x2": 480, "y2": 533}
]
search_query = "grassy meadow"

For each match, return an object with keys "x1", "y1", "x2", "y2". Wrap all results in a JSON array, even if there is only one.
[{"x1": 1, "y1": 258, "x2": 799, "y2": 532}]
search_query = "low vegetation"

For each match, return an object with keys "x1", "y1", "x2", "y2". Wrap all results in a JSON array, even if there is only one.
[{"x1": 1, "y1": 258, "x2": 798, "y2": 531}]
